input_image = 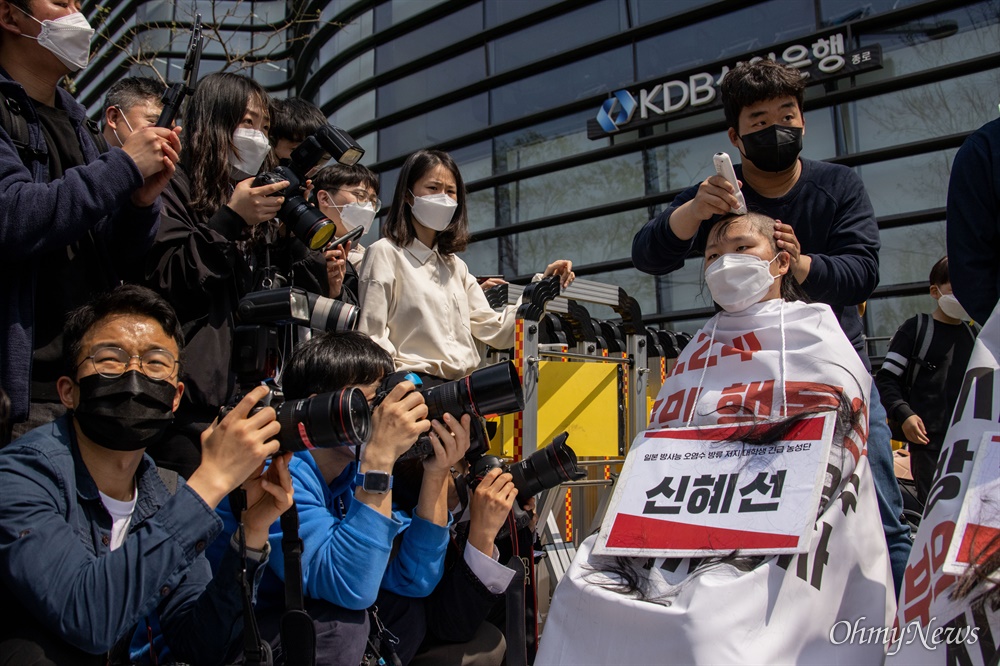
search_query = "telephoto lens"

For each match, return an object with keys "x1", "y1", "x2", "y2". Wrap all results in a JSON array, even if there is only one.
[
  {"x1": 305, "y1": 292, "x2": 359, "y2": 332},
  {"x1": 227, "y1": 387, "x2": 372, "y2": 452},
  {"x1": 472, "y1": 431, "x2": 586, "y2": 498},
  {"x1": 272, "y1": 387, "x2": 371, "y2": 452},
  {"x1": 421, "y1": 360, "x2": 525, "y2": 422}
]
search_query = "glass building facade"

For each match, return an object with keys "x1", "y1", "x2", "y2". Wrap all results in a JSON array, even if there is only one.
[{"x1": 80, "y1": 0, "x2": 1000, "y2": 364}]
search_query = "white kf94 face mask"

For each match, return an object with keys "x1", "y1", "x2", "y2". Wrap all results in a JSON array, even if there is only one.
[
  {"x1": 937, "y1": 294, "x2": 970, "y2": 321},
  {"x1": 17, "y1": 7, "x2": 94, "y2": 72},
  {"x1": 410, "y1": 191, "x2": 457, "y2": 231},
  {"x1": 334, "y1": 201, "x2": 377, "y2": 234},
  {"x1": 229, "y1": 128, "x2": 271, "y2": 180},
  {"x1": 705, "y1": 253, "x2": 779, "y2": 313}
]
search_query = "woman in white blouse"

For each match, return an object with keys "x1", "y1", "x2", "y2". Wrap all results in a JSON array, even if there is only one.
[{"x1": 358, "y1": 149, "x2": 574, "y2": 380}]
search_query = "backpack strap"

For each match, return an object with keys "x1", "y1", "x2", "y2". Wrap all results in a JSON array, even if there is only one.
[
  {"x1": 0, "y1": 88, "x2": 46, "y2": 165},
  {"x1": 904, "y1": 313, "x2": 934, "y2": 393}
]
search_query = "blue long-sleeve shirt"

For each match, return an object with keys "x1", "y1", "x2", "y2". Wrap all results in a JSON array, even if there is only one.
[
  {"x1": 632, "y1": 158, "x2": 880, "y2": 364},
  {"x1": 0, "y1": 416, "x2": 262, "y2": 664},
  {"x1": 947, "y1": 117, "x2": 1000, "y2": 325},
  {"x1": 215, "y1": 453, "x2": 449, "y2": 612},
  {"x1": 0, "y1": 68, "x2": 159, "y2": 421}
]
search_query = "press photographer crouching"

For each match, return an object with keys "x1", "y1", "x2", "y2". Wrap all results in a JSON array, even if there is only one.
[
  {"x1": 145, "y1": 72, "x2": 364, "y2": 479},
  {"x1": 0, "y1": 285, "x2": 293, "y2": 665},
  {"x1": 386, "y1": 372, "x2": 584, "y2": 666},
  {"x1": 210, "y1": 331, "x2": 470, "y2": 665}
]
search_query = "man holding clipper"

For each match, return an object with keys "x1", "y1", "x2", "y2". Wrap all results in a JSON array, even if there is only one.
[{"x1": 631, "y1": 59, "x2": 910, "y2": 595}]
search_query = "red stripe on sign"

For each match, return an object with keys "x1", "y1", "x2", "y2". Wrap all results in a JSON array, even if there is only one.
[
  {"x1": 645, "y1": 415, "x2": 825, "y2": 442},
  {"x1": 954, "y1": 523, "x2": 1000, "y2": 565},
  {"x1": 605, "y1": 512, "x2": 798, "y2": 550}
]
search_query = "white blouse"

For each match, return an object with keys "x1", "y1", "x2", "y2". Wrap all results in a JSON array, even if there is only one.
[{"x1": 358, "y1": 238, "x2": 517, "y2": 379}]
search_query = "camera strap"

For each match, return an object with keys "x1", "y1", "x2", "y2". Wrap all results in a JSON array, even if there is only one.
[
  {"x1": 229, "y1": 488, "x2": 274, "y2": 666},
  {"x1": 278, "y1": 504, "x2": 317, "y2": 666}
]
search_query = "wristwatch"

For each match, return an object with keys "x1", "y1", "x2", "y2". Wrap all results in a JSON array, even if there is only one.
[{"x1": 355, "y1": 471, "x2": 392, "y2": 494}]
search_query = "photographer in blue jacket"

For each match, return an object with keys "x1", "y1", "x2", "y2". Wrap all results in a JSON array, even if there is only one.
[
  {"x1": 213, "y1": 331, "x2": 469, "y2": 665},
  {"x1": 0, "y1": 285, "x2": 293, "y2": 664}
]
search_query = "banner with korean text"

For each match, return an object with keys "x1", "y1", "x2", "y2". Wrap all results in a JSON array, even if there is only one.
[
  {"x1": 595, "y1": 413, "x2": 834, "y2": 557},
  {"x1": 889, "y1": 304, "x2": 1000, "y2": 664}
]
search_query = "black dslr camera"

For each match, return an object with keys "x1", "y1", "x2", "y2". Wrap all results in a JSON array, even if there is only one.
[
  {"x1": 220, "y1": 385, "x2": 371, "y2": 453},
  {"x1": 253, "y1": 124, "x2": 365, "y2": 250},
  {"x1": 469, "y1": 431, "x2": 585, "y2": 499},
  {"x1": 376, "y1": 361, "x2": 525, "y2": 461}
]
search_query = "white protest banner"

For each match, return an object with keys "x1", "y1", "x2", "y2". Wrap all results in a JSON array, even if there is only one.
[
  {"x1": 888, "y1": 303, "x2": 1000, "y2": 664},
  {"x1": 594, "y1": 413, "x2": 834, "y2": 557},
  {"x1": 944, "y1": 432, "x2": 1000, "y2": 578},
  {"x1": 537, "y1": 300, "x2": 894, "y2": 666}
]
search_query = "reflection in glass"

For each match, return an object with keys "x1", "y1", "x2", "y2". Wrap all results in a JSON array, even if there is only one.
[
  {"x1": 495, "y1": 111, "x2": 608, "y2": 174},
  {"x1": 489, "y1": 0, "x2": 624, "y2": 75},
  {"x1": 497, "y1": 152, "x2": 645, "y2": 225},
  {"x1": 866, "y1": 294, "x2": 931, "y2": 358},
  {"x1": 377, "y1": 3, "x2": 483, "y2": 73},
  {"x1": 379, "y1": 94, "x2": 489, "y2": 162},
  {"x1": 635, "y1": 0, "x2": 814, "y2": 81},
  {"x1": 879, "y1": 221, "x2": 946, "y2": 288},
  {"x1": 491, "y1": 46, "x2": 633, "y2": 125},
  {"x1": 375, "y1": 0, "x2": 449, "y2": 30},
  {"x1": 328, "y1": 91, "x2": 375, "y2": 137},
  {"x1": 845, "y1": 69, "x2": 1000, "y2": 154},
  {"x1": 452, "y1": 142, "x2": 494, "y2": 183},
  {"x1": 505, "y1": 210, "x2": 648, "y2": 272},
  {"x1": 485, "y1": 0, "x2": 563, "y2": 28},
  {"x1": 467, "y1": 188, "x2": 496, "y2": 234},
  {"x1": 656, "y1": 257, "x2": 714, "y2": 314},
  {"x1": 378, "y1": 49, "x2": 486, "y2": 117},
  {"x1": 462, "y1": 238, "x2": 500, "y2": 275},
  {"x1": 629, "y1": 0, "x2": 716, "y2": 26},
  {"x1": 318, "y1": 51, "x2": 375, "y2": 101},
  {"x1": 859, "y1": 150, "x2": 957, "y2": 218},
  {"x1": 855, "y1": 4, "x2": 999, "y2": 81}
]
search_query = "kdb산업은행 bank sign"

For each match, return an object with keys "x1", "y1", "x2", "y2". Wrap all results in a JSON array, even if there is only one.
[{"x1": 588, "y1": 29, "x2": 883, "y2": 139}]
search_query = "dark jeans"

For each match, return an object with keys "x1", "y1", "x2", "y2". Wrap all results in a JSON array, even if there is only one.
[{"x1": 868, "y1": 383, "x2": 912, "y2": 597}]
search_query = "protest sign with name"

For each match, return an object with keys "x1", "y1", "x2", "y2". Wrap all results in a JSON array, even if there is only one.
[{"x1": 595, "y1": 413, "x2": 834, "y2": 558}]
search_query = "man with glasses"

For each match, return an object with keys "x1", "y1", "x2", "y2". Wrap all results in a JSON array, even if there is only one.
[
  {"x1": 0, "y1": 284, "x2": 294, "y2": 664},
  {"x1": 101, "y1": 77, "x2": 166, "y2": 148},
  {"x1": 312, "y1": 163, "x2": 382, "y2": 305}
]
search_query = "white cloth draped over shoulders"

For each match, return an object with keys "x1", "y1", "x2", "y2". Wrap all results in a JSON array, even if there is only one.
[{"x1": 536, "y1": 299, "x2": 895, "y2": 665}]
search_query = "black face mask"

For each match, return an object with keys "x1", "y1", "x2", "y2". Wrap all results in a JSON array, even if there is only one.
[
  {"x1": 739, "y1": 124, "x2": 803, "y2": 173},
  {"x1": 73, "y1": 371, "x2": 177, "y2": 451}
]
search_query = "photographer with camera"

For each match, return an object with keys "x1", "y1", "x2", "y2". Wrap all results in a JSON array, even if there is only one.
[
  {"x1": 209, "y1": 331, "x2": 469, "y2": 665},
  {"x1": 144, "y1": 73, "x2": 333, "y2": 479},
  {"x1": 0, "y1": 0, "x2": 181, "y2": 437},
  {"x1": 0, "y1": 285, "x2": 293, "y2": 664},
  {"x1": 311, "y1": 163, "x2": 381, "y2": 304}
]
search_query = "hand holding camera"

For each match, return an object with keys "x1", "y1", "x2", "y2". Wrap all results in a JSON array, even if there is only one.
[
  {"x1": 423, "y1": 413, "x2": 472, "y2": 475},
  {"x1": 187, "y1": 386, "x2": 282, "y2": 508},
  {"x1": 229, "y1": 177, "x2": 289, "y2": 227},
  {"x1": 238, "y1": 452, "x2": 295, "y2": 549},
  {"x1": 366, "y1": 380, "x2": 431, "y2": 468},
  {"x1": 467, "y1": 467, "x2": 518, "y2": 556}
]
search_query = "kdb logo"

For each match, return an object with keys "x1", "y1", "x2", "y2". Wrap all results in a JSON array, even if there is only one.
[{"x1": 596, "y1": 90, "x2": 636, "y2": 133}]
